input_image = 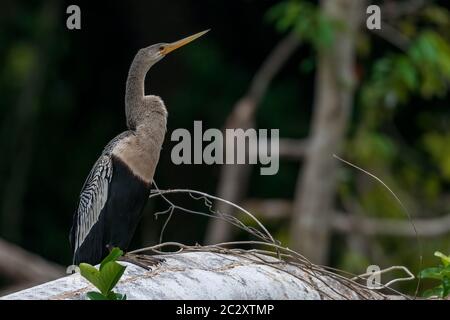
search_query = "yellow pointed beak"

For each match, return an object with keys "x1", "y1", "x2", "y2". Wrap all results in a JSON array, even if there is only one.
[{"x1": 160, "y1": 29, "x2": 210, "y2": 55}]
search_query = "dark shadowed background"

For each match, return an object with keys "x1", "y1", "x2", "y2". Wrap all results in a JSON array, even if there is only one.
[{"x1": 0, "y1": 0, "x2": 449, "y2": 295}]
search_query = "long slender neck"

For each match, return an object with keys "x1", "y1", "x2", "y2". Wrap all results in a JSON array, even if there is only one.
[
  {"x1": 125, "y1": 52, "x2": 149, "y2": 110},
  {"x1": 125, "y1": 51, "x2": 159, "y2": 130}
]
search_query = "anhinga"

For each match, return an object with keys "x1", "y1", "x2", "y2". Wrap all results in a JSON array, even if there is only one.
[{"x1": 70, "y1": 30, "x2": 209, "y2": 265}]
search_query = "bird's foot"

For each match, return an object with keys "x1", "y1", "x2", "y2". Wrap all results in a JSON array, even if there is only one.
[{"x1": 119, "y1": 254, "x2": 165, "y2": 270}]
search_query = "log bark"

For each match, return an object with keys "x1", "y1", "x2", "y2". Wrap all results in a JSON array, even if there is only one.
[{"x1": 1, "y1": 251, "x2": 400, "y2": 300}]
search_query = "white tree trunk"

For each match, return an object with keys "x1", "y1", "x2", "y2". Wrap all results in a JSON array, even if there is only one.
[
  {"x1": 1, "y1": 251, "x2": 401, "y2": 300},
  {"x1": 290, "y1": 0, "x2": 364, "y2": 264}
]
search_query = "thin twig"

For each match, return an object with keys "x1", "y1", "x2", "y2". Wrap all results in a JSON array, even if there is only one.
[
  {"x1": 333, "y1": 154, "x2": 423, "y2": 298},
  {"x1": 352, "y1": 265, "x2": 415, "y2": 290}
]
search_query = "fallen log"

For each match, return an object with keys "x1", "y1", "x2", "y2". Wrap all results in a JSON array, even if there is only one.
[{"x1": 1, "y1": 251, "x2": 405, "y2": 300}]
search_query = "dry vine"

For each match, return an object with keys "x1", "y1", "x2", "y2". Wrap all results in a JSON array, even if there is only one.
[
  {"x1": 129, "y1": 241, "x2": 410, "y2": 300},
  {"x1": 128, "y1": 180, "x2": 418, "y2": 300}
]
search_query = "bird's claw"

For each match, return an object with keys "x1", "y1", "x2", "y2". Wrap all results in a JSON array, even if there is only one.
[{"x1": 119, "y1": 254, "x2": 165, "y2": 270}]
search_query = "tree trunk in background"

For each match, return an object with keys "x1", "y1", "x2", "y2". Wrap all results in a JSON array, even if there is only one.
[{"x1": 290, "y1": 0, "x2": 363, "y2": 264}]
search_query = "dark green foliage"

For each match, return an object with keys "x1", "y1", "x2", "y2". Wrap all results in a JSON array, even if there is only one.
[
  {"x1": 268, "y1": 0, "x2": 450, "y2": 295},
  {"x1": 267, "y1": 0, "x2": 336, "y2": 49}
]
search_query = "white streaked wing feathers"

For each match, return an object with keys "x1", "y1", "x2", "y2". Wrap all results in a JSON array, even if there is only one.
[{"x1": 74, "y1": 155, "x2": 113, "y2": 251}]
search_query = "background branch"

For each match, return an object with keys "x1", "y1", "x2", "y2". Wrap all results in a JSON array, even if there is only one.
[
  {"x1": 243, "y1": 199, "x2": 450, "y2": 237},
  {"x1": 0, "y1": 238, "x2": 65, "y2": 295}
]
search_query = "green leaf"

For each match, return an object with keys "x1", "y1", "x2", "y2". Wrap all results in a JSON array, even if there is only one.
[
  {"x1": 86, "y1": 291, "x2": 108, "y2": 300},
  {"x1": 423, "y1": 286, "x2": 443, "y2": 298},
  {"x1": 98, "y1": 261, "x2": 126, "y2": 294},
  {"x1": 106, "y1": 291, "x2": 118, "y2": 300},
  {"x1": 442, "y1": 266, "x2": 450, "y2": 277},
  {"x1": 419, "y1": 267, "x2": 443, "y2": 280},
  {"x1": 396, "y1": 57, "x2": 418, "y2": 90},
  {"x1": 79, "y1": 249, "x2": 126, "y2": 297},
  {"x1": 100, "y1": 247, "x2": 124, "y2": 271},
  {"x1": 112, "y1": 292, "x2": 127, "y2": 300},
  {"x1": 434, "y1": 251, "x2": 450, "y2": 267},
  {"x1": 442, "y1": 277, "x2": 450, "y2": 297},
  {"x1": 79, "y1": 263, "x2": 103, "y2": 292}
]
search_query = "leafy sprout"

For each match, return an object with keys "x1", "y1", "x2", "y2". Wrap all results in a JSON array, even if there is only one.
[{"x1": 79, "y1": 247, "x2": 127, "y2": 300}]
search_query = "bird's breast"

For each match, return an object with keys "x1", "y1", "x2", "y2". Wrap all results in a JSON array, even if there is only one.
[{"x1": 111, "y1": 134, "x2": 162, "y2": 185}]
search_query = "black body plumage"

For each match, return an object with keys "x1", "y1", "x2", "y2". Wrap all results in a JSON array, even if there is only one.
[{"x1": 70, "y1": 132, "x2": 150, "y2": 265}]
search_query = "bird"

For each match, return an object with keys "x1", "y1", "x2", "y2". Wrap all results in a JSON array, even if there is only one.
[{"x1": 70, "y1": 30, "x2": 209, "y2": 265}]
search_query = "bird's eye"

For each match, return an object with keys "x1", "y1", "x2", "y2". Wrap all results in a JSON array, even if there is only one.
[{"x1": 159, "y1": 46, "x2": 164, "y2": 51}]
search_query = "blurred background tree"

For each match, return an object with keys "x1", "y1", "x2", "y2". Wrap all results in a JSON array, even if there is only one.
[{"x1": 0, "y1": 0, "x2": 449, "y2": 295}]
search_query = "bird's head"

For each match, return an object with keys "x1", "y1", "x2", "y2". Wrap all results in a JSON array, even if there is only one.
[
  {"x1": 125, "y1": 29, "x2": 209, "y2": 129},
  {"x1": 140, "y1": 29, "x2": 210, "y2": 65}
]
